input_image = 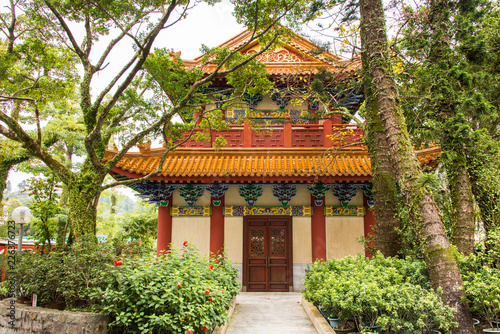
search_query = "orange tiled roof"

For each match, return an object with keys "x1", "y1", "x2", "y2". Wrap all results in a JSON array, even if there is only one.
[
  {"x1": 181, "y1": 30, "x2": 360, "y2": 76},
  {"x1": 105, "y1": 146, "x2": 440, "y2": 181}
]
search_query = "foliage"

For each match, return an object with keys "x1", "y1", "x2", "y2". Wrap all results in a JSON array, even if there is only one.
[
  {"x1": 462, "y1": 266, "x2": 500, "y2": 329},
  {"x1": 96, "y1": 243, "x2": 240, "y2": 334},
  {"x1": 24, "y1": 176, "x2": 62, "y2": 250},
  {"x1": 456, "y1": 250, "x2": 500, "y2": 329},
  {"x1": 303, "y1": 253, "x2": 457, "y2": 333},
  {"x1": 110, "y1": 209, "x2": 158, "y2": 256},
  {"x1": 12, "y1": 241, "x2": 115, "y2": 309}
]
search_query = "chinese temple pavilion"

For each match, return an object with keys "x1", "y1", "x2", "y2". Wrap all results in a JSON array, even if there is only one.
[{"x1": 105, "y1": 30, "x2": 440, "y2": 292}]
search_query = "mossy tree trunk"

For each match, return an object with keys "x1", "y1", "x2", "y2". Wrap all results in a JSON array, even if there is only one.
[
  {"x1": 0, "y1": 156, "x2": 29, "y2": 203},
  {"x1": 359, "y1": 0, "x2": 474, "y2": 331},
  {"x1": 66, "y1": 173, "x2": 104, "y2": 243},
  {"x1": 428, "y1": 0, "x2": 475, "y2": 255},
  {"x1": 365, "y1": 87, "x2": 402, "y2": 257},
  {"x1": 448, "y1": 154, "x2": 475, "y2": 254}
]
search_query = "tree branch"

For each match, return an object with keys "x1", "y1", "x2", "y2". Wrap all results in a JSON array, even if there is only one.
[
  {"x1": 43, "y1": 0, "x2": 91, "y2": 68},
  {"x1": 86, "y1": 0, "x2": 180, "y2": 169}
]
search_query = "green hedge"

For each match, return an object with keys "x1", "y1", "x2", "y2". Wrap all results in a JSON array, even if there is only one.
[{"x1": 303, "y1": 253, "x2": 457, "y2": 333}]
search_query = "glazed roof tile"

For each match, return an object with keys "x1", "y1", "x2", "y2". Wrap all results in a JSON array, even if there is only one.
[{"x1": 105, "y1": 146, "x2": 440, "y2": 182}]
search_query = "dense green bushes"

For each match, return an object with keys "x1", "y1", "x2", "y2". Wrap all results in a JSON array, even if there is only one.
[
  {"x1": 97, "y1": 243, "x2": 240, "y2": 334},
  {"x1": 457, "y1": 252, "x2": 500, "y2": 329},
  {"x1": 13, "y1": 241, "x2": 114, "y2": 309},
  {"x1": 11, "y1": 241, "x2": 240, "y2": 334},
  {"x1": 303, "y1": 253, "x2": 457, "y2": 333}
]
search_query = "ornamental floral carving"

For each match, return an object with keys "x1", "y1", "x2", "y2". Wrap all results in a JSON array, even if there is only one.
[
  {"x1": 135, "y1": 182, "x2": 176, "y2": 207},
  {"x1": 206, "y1": 184, "x2": 229, "y2": 206},
  {"x1": 178, "y1": 184, "x2": 205, "y2": 206},
  {"x1": 246, "y1": 49, "x2": 308, "y2": 63},
  {"x1": 357, "y1": 183, "x2": 374, "y2": 207},
  {"x1": 331, "y1": 183, "x2": 359, "y2": 207},
  {"x1": 307, "y1": 183, "x2": 331, "y2": 206},
  {"x1": 238, "y1": 184, "x2": 263, "y2": 206},
  {"x1": 272, "y1": 184, "x2": 297, "y2": 206}
]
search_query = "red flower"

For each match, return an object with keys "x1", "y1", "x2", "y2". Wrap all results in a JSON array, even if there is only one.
[
  {"x1": 203, "y1": 327, "x2": 209, "y2": 331},
  {"x1": 205, "y1": 288, "x2": 210, "y2": 294},
  {"x1": 209, "y1": 265, "x2": 213, "y2": 271},
  {"x1": 186, "y1": 331, "x2": 193, "y2": 334},
  {"x1": 208, "y1": 297, "x2": 213, "y2": 302},
  {"x1": 183, "y1": 241, "x2": 188, "y2": 246},
  {"x1": 177, "y1": 282, "x2": 181, "y2": 288},
  {"x1": 114, "y1": 259, "x2": 122, "y2": 266}
]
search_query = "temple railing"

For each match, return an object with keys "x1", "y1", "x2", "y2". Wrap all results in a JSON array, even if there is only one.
[{"x1": 175, "y1": 117, "x2": 364, "y2": 149}]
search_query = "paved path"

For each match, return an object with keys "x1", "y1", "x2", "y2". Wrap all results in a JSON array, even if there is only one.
[{"x1": 225, "y1": 292, "x2": 318, "y2": 334}]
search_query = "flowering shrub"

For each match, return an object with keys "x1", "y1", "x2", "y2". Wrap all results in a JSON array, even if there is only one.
[
  {"x1": 303, "y1": 253, "x2": 457, "y2": 333},
  {"x1": 96, "y1": 243, "x2": 240, "y2": 334}
]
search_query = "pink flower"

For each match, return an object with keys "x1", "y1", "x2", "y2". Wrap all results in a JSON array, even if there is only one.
[
  {"x1": 183, "y1": 241, "x2": 188, "y2": 246},
  {"x1": 114, "y1": 259, "x2": 122, "y2": 266},
  {"x1": 177, "y1": 282, "x2": 181, "y2": 288},
  {"x1": 205, "y1": 288, "x2": 210, "y2": 294}
]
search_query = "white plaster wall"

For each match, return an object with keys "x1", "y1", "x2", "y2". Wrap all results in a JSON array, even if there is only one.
[
  {"x1": 293, "y1": 216, "x2": 312, "y2": 264},
  {"x1": 224, "y1": 186, "x2": 247, "y2": 206},
  {"x1": 254, "y1": 185, "x2": 281, "y2": 206},
  {"x1": 224, "y1": 216, "x2": 243, "y2": 264},
  {"x1": 289, "y1": 185, "x2": 311, "y2": 206},
  {"x1": 171, "y1": 217, "x2": 210, "y2": 255},
  {"x1": 325, "y1": 216, "x2": 365, "y2": 259}
]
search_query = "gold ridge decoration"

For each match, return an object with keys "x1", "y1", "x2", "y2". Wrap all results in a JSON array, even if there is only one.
[
  {"x1": 171, "y1": 206, "x2": 211, "y2": 216},
  {"x1": 223, "y1": 206, "x2": 311, "y2": 216},
  {"x1": 246, "y1": 49, "x2": 308, "y2": 63},
  {"x1": 324, "y1": 206, "x2": 365, "y2": 216}
]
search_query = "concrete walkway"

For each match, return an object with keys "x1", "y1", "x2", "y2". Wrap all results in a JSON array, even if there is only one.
[{"x1": 224, "y1": 292, "x2": 318, "y2": 334}]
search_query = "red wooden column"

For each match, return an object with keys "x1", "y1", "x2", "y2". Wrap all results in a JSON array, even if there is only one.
[
  {"x1": 323, "y1": 117, "x2": 333, "y2": 147},
  {"x1": 210, "y1": 196, "x2": 225, "y2": 256},
  {"x1": 363, "y1": 194, "x2": 376, "y2": 257},
  {"x1": 157, "y1": 196, "x2": 172, "y2": 257},
  {"x1": 284, "y1": 115, "x2": 292, "y2": 147},
  {"x1": 243, "y1": 119, "x2": 252, "y2": 147},
  {"x1": 311, "y1": 194, "x2": 327, "y2": 261}
]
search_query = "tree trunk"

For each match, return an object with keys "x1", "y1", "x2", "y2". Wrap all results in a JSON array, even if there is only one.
[
  {"x1": 66, "y1": 165, "x2": 103, "y2": 243},
  {"x1": 359, "y1": 0, "x2": 474, "y2": 332},
  {"x1": 448, "y1": 153, "x2": 475, "y2": 254},
  {"x1": 365, "y1": 82, "x2": 402, "y2": 257},
  {"x1": 0, "y1": 156, "x2": 29, "y2": 203},
  {"x1": 427, "y1": 0, "x2": 475, "y2": 255}
]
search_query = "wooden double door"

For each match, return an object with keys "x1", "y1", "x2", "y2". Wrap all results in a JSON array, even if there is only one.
[{"x1": 243, "y1": 217, "x2": 292, "y2": 292}]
